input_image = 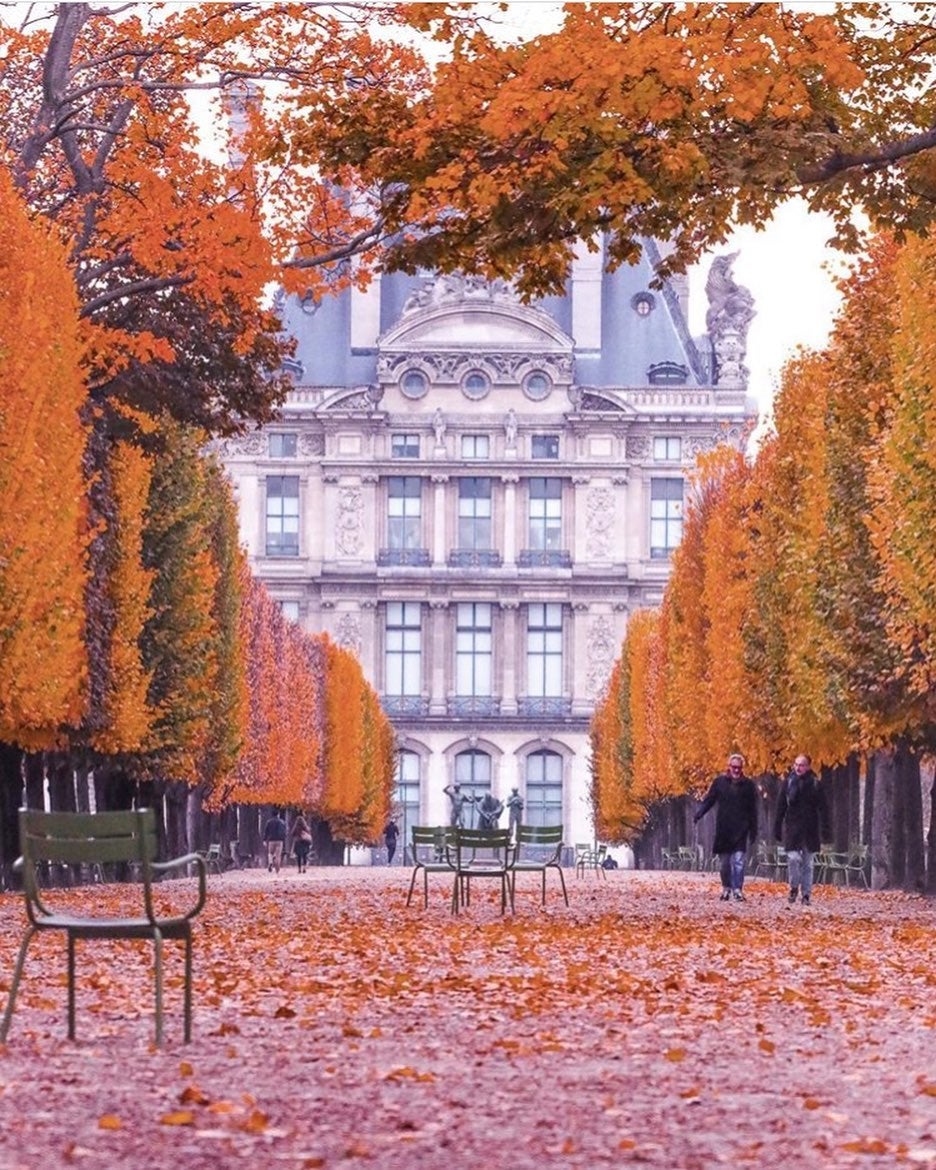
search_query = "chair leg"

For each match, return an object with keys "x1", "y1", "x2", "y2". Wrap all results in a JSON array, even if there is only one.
[
  {"x1": 153, "y1": 928, "x2": 163, "y2": 1048},
  {"x1": 183, "y1": 930, "x2": 193, "y2": 1044},
  {"x1": 405, "y1": 865, "x2": 419, "y2": 907},
  {"x1": 0, "y1": 926, "x2": 37, "y2": 1043},
  {"x1": 555, "y1": 865, "x2": 569, "y2": 907},
  {"x1": 67, "y1": 932, "x2": 77, "y2": 1040}
]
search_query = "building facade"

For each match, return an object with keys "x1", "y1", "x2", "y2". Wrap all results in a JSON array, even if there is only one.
[{"x1": 220, "y1": 240, "x2": 757, "y2": 853}]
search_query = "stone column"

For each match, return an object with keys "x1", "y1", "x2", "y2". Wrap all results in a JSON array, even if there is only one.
[
  {"x1": 431, "y1": 474, "x2": 449, "y2": 567},
  {"x1": 501, "y1": 474, "x2": 518, "y2": 567},
  {"x1": 429, "y1": 600, "x2": 449, "y2": 715},
  {"x1": 499, "y1": 601, "x2": 519, "y2": 715}
]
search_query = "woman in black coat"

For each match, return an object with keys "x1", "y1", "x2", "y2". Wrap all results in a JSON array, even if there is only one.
[
  {"x1": 693, "y1": 753, "x2": 759, "y2": 902},
  {"x1": 774, "y1": 754, "x2": 830, "y2": 905}
]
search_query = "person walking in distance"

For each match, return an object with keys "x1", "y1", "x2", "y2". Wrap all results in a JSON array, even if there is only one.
[
  {"x1": 262, "y1": 808, "x2": 287, "y2": 874},
  {"x1": 693, "y1": 753, "x2": 758, "y2": 902},
  {"x1": 774, "y1": 754, "x2": 830, "y2": 906},
  {"x1": 384, "y1": 819, "x2": 399, "y2": 865}
]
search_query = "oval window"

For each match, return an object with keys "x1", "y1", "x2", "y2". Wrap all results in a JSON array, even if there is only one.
[
  {"x1": 524, "y1": 372, "x2": 551, "y2": 400},
  {"x1": 401, "y1": 370, "x2": 428, "y2": 399},
  {"x1": 462, "y1": 372, "x2": 490, "y2": 401}
]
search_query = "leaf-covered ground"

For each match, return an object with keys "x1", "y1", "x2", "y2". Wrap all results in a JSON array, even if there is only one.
[{"x1": 0, "y1": 868, "x2": 933, "y2": 1169}]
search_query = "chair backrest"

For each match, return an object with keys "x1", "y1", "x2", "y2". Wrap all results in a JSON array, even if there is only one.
[
  {"x1": 410, "y1": 825, "x2": 451, "y2": 861},
  {"x1": 19, "y1": 808, "x2": 157, "y2": 916},
  {"x1": 452, "y1": 827, "x2": 512, "y2": 868},
  {"x1": 516, "y1": 824, "x2": 563, "y2": 860}
]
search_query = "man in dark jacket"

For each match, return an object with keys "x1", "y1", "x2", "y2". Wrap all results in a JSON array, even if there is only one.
[
  {"x1": 774, "y1": 754, "x2": 830, "y2": 906},
  {"x1": 262, "y1": 810, "x2": 287, "y2": 874},
  {"x1": 693, "y1": 753, "x2": 759, "y2": 902}
]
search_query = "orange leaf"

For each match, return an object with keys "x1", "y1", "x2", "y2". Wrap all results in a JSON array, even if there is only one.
[
  {"x1": 98, "y1": 1115, "x2": 121, "y2": 1130},
  {"x1": 160, "y1": 1111, "x2": 195, "y2": 1127}
]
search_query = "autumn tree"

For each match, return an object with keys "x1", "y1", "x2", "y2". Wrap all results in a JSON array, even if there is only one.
[{"x1": 306, "y1": 3, "x2": 936, "y2": 297}]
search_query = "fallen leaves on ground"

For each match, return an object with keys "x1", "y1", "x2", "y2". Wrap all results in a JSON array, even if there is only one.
[{"x1": 0, "y1": 869, "x2": 933, "y2": 1169}]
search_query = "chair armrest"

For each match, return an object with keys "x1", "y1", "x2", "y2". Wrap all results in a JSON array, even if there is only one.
[
  {"x1": 12, "y1": 856, "x2": 23, "y2": 873},
  {"x1": 150, "y1": 853, "x2": 207, "y2": 919}
]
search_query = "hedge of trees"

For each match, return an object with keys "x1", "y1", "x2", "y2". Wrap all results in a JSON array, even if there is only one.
[
  {"x1": 591, "y1": 233, "x2": 935, "y2": 893},
  {"x1": 0, "y1": 167, "x2": 394, "y2": 886}
]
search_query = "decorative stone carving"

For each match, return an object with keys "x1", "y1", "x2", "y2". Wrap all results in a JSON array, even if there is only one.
[
  {"x1": 625, "y1": 434, "x2": 650, "y2": 459},
  {"x1": 432, "y1": 407, "x2": 446, "y2": 446},
  {"x1": 586, "y1": 615, "x2": 618, "y2": 699},
  {"x1": 705, "y1": 252, "x2": 755, "y2": 389},
  {"x1": 376, "y1": 350, "x2": 572, "y2": 386},
  {"x1": 336, "y1": 612, "x2": 362, "y2": 657},
  {"x1": 684, "y1": 434, "x2": 717, "y2": 460},
  {"x1": 219, "y1": 432, "x2": 266, "y2": 457},
  {"x1": 585, "y1": 487, "x2": 615, "y2": 559},
  {"x1": 298, "y1": 433, "x2": 325, "y2": 456},
  {"x1": 336, "y1": 487, "x2": 363, "y2": 557},
  {"x1": 401, "y1": 272, "x2": 519, "y2": 316}
]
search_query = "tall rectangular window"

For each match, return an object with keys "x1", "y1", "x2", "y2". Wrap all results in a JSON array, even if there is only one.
[
  {"x1": 269, "y1": 433, "x2": 297, "y2": 458},
  {"x1": 528, "y1": 478, "x2": 562, "y2": 551},
  {"x1": 526, "y1": 751, "x2": 563, "y2": 827},
  {"x1": 387, "y1": 476, "x2": 422, "y2": 550},
  {"x1": 277, "y1": 600, "x2": 300, "y2": 623},
  {"x1": 527, "y1": 603, "x2": 563, "y2": 697},
  {"x1": 457, "y1": 478, "x2": 492, "y2": 550},
  {"x1": 455, "y1": 603, "x2": 492, "y2": 697},
  {"x1": 394, "y1": 750, "x2": 421, "y2": 856},
  {"x1": 650, "y1": 478, "x2": 684, "y2": 558},
  {"x1": 266, "y1": 476, "x2": 299, "y2": 556},
  {"x1": 385, "y1": 602, "x2": 422, "y2": 696}
]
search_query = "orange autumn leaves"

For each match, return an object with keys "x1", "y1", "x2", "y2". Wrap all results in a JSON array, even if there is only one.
[
  {"x1": 0, "y1": 176, "x2": 391, "y2": 839},
  {"x1": 0, "y1": 171, "x2": 89, "y2": 750},
  {"x1": 592, "y1": 232, "x2": 936, "y2": 839}
]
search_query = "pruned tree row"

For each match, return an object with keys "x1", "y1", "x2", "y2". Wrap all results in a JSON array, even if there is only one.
[{"x1": 591, "y1": 234, "x2": 935, "y2": 894}]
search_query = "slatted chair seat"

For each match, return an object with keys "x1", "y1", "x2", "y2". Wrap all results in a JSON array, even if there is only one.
[
  {"x1": 405, "y1": 826, "x2": 455, "y2": 908},
  {"x1": 510, "y1": 824, "x2": 568, "y2": 906},
  {"x1": 0, "y1": 808, "x2": 207, "y2": 1047}
]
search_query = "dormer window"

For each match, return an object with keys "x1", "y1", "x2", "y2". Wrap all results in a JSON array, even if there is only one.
[
  {"x1": 648, "y1": 362, "x2": 689, "y2": 385},
  {"x1": 632, "y1": 293, "x2": 655, "y2": 316}
]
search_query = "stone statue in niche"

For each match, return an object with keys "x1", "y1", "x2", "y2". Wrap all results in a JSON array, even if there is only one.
[
  {"x1": 432, "y1": 407, "x2": 446, "y2": 446},
  {"x1": 505, "y1": 409, "x2": 517, "y2": 448}
]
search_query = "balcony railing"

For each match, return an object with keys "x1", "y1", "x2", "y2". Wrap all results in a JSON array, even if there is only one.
[
  {"x1": 517, "y1": 697, "x2": 573, "y2": 718},
  {"x1": 518, "y1": 549, "x2": 572, "y2": 568},
  {"x1": 447, "y1": 696, "x2": 502, "y2": 718},
  {"x1": 377, "y1": 548, "x2": 431, "y2": 567},
  {"x1": 447, "y1": 549, "x2": 503, "y2": 568},
  {"x1": 382, "y1": 696, "x2": 430, "y2": 717}
]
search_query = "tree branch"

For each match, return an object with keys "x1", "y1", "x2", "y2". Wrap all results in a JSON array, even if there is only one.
[
  {"x1": 79, "y1": 273, "x2": 194, "y2": 317},
  {"x1": 798, "y1": 126, "x2": 936, "y2": 184}
]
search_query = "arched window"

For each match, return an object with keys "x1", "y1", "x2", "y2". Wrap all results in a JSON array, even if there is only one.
[
  {"x1": 453, "y1": 750, "x2": 492, "y2": 826},
  {"x1": 525, "y1": 750, "x2": 563, "y2": 826},
  {"x1": 394, "y1": 750, "x2": 421, "y2": 853}
]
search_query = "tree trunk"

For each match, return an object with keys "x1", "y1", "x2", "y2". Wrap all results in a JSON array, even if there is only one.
[
  {"x1": 75, "y1": 763, "x2": 91, "y2": 813},
  {"x1": 0, "y1": 743, "x2": 24, "y2": 889},
  {"x1": 846, "y1": 753, "x2": 861, "y2": 846},
  {"x1": 898, "y1": 746, "x2": 925, "y2": 893},
  {"x1": 24, "y1": 752, "x2": 45, "y2": 809},
  {"x1": 926, "y1": 766, "x2": 936, "y2": 896},
  {"x1": 311, "y1": 816, "x2": 345, "y2": 865},
  {"x1": 870, "y1": 747, "x2": 896, "y2": 889},
  {"x1": 47, "y1": 752, "x2": 78, "y2": 813},
  {"x1": 164, "y1": 781, "x2": 188, "y2": 859},
  {"x1": 237, "y1": 804, "x2": 261, "y2": 866}
]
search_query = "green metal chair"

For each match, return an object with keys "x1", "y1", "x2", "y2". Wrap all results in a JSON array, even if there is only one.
[
  {"x1": 0, "y1": 808, "x2": 207, "y2": 1046},
  {"x1": 511, "y1": 824, "x2": 569, "y2": 906},
  {"x1": 449, "y1": 827, "x2": 515, "y2": 914},
  {"x1": 405, "y1": 826, "x2": 455, "y2": 908}
]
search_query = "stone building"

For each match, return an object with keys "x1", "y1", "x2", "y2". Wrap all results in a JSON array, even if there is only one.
[{"x1": 220, "y1": 241, "x2": 756, "y2": 854}]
